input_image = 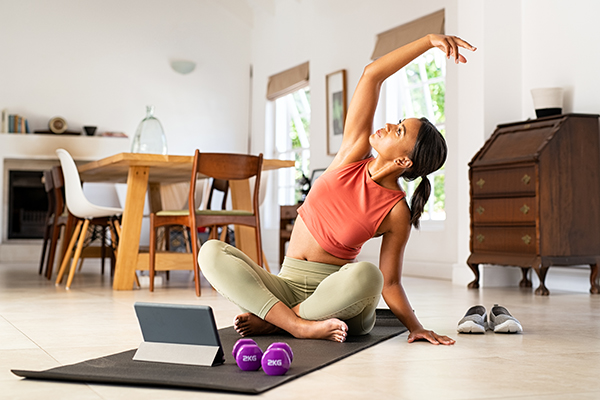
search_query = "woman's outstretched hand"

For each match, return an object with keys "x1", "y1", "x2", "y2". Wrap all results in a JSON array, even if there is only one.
[
  {"x1": 428, "y1": 34, "x2": 477, "y2": 64},
  {"x1": 408, "y1": 328, "x2": 455, "y2": 345}
]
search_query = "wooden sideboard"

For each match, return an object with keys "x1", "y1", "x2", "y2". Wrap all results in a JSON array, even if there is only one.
[{"x1": 467, "y1": 114, "x2": 600, "y2": 295}]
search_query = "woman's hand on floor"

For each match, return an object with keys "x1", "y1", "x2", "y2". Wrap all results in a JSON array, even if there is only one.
[{"x1": 407, "y1": 328, "x2": 455, "y2": 345}]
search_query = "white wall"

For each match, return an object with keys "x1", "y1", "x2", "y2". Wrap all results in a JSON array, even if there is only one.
[
  {"x1": 521, "y1": 0, "x2": 600, "y2": 118},
  {"x1": 0, "y1": 0, "x2": 252, "y2": 155},
  {"x1": 452, "y1": 0, "x2": 524, "y2": 285}
]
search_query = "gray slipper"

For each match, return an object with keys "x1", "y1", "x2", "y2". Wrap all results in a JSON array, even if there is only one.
[
  {"x1": 457, "y1": 305, "x2": 487, "y2": 334},
  {"x1": 489, "y1": 304, "x2": 523, "y2": 333}
]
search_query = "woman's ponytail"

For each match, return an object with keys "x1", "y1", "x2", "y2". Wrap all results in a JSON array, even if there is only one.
[
  {"x1": 409, "y1": 176, "x2": 431, "y2": 229},
  {"x1": 402, "y1": 118, "x2": 447, "y2": 229}
]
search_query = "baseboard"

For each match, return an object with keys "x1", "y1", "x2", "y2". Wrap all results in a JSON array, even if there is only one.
[
  {"x1": 401, "y1": 260, "x2": 453, "y2": 280},
  {"x1": 356, "y1": 249, "x2": 453, "y2": 281},
  {"x1": 453, "y1": 262, "x2": 593, "y2": 293}
]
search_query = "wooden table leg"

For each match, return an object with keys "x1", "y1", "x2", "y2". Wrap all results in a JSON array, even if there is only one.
[{"x1": 113, "y1": 166, "x2": 149, "y2": 290}]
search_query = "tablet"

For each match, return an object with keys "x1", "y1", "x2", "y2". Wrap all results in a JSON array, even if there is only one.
[{"x1": 133, "y1": 302, "x2": 225, "y2": 366}]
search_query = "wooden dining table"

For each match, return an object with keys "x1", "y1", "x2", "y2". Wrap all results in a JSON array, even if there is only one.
[{"x1": 78, "y1": 152, "x2": 294, "y2": 290}]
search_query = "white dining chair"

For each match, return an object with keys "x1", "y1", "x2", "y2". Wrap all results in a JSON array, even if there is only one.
[{"x1": 54, "y1": 148, "x2": 124, "y2": 290}]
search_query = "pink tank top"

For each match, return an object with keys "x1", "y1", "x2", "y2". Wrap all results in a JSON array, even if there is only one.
[{"x1": 298, "y1": 158, "x2": 406, "y2": 259}]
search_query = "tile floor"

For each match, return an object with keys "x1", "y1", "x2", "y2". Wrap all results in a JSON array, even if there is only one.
[{"x1": 2, "y1": 260, "x2": 600, "y2": 399}]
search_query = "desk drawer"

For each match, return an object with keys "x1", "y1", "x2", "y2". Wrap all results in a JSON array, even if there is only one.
[
  {"x1": 472, "y1": 226, "x2": 537, "y2": 254},
  {"x1": 471, "y1": 165, "x2": 535, "y2": 197},
  {"x1": 472, "y1": 197, "x2": 537, "y2": 224}
]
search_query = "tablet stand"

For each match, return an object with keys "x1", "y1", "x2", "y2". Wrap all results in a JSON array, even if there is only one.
[{"x1": 133, "y1": 341, "x2": 222, "y2": 367}]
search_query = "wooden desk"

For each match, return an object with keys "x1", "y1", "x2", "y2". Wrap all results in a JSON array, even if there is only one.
[
  {"x1": 467, "y1": 114, "x2": 600, "y2": 295},
  {"x1": 78, "y1": 152, "x2": 294, "y2": 290}
]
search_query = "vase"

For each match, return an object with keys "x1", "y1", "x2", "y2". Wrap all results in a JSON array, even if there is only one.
[
  {"x1": 531, "y1": 87, "x2": 564, "y2": 118},
  {"x1": 131, "y1": 105, "x2": 168, "y2": 154}
]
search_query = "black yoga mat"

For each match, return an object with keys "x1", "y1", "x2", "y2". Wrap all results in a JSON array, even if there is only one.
[{"x1": 12, "y1": 309, "x2": 406, "y2": 395}]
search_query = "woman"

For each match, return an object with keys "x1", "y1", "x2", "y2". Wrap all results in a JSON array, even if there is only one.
[{"x1": 199, "y1": 33, "x2": 476, "y2": 345}]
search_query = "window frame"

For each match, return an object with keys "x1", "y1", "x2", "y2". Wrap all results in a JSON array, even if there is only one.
[
  {"x1": 273, "y1": 87, "x2": 311, "y2": 206},
  {"x1": 382, "y1": 48, "x2": 447, "y2": 227}
]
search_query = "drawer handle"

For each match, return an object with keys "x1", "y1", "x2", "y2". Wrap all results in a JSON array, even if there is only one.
[
  {"x1": 522, "y1": 234, "x2": 532, "y2": 245},
  {"x1": 520, "y1": 204, "x2": 530, "y2": 215},
  {"x1": 476, "y1": 234, "x2": 485, "y2": 243},
  {"x1": 476, "y1": 206, "x2": 485, "y2": 215},
  {"x1": 521, "y1": 174, "x2": 531, "y2": 185},
  {"x1": 476, "y1": 178, "x2": 485, "y2": 189}
]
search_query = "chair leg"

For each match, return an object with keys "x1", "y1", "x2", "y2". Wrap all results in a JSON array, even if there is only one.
[
  {"x1": 149, "y1": 216, "x2": 156, "y2": 292},
  {"x1": 109, "y1": 218, "x2": 122, "y2": 278},
  {"x1": 100, "y1": 225, "x2": 107, "y2": 275},
  {"x1": 190, "y1": 222, "x2": 201, "y2": 297},
  {"x1": 183, "y1": 227, "x2": 191, "y2": 253},
  {"x1": 38, "y1": 223, "x2": 51, "y2": 275},
  {"x1": 66, "y1": 219, "x2": 90, "y2": 290},
  {"x1": 108, "y1": 220, "x2": 118, "y2": 255},
  {"x1": 114, "y1": 219, "x2": 122, "y2": 237},
  {"x1": 219, "y1": 225, "x2": 228, "y2": 242},
  {"x1": 255, "y1": 226, "x2": 264, "y2": 269},
  {"x1": 262, "y1": 252, "x2": 271, "y2": 273},
  {"x1": 58, "y1": 214, "x2": 76, "y2": 273},
  {"x1": 45, "y1": 222, "x2": 63, "y2": 279},
  {"x1": 165, "y1": 226, "x2": 171, "y2": 251},
  {"x1": 55, "y1": 220, "x2": 83, "y2": 285},
  {"x1": 209, "y1": 225, "x2": 218, "y2": 240},
  {"x1": 108, "y1": 220, "x2": 119, "y2": 275}
]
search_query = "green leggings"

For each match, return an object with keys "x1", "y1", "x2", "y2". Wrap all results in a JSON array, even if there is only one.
[{"x1": 198, "y1": 240, "x2": 383, "y2": 335}]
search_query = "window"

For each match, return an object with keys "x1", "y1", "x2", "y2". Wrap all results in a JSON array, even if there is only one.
[
  {"x1": 274, "y1": 87, "x2": 311, "y2": 205},
  {"x1": 384, "y1": 48, "x2": 446, "y2": 221}
]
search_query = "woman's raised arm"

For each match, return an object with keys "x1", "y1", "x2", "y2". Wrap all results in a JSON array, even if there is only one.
[{"x1": 330, "y1": 34, "x2": 475, "y2": 170}]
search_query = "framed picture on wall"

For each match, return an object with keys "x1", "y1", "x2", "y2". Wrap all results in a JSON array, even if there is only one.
[{"x1": 326, "y1": 69, "x2": 347, "y2": 155}]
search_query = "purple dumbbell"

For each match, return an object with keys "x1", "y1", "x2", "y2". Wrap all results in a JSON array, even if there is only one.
[
  {"x1": 261, "y1": 342, "x2": 293, "y2": 376},
  {"x1": 232, "y1": 339, "x2": 257, "y2": 358},
  {"x1": 233, "y1": 339, "x2": 263, "y2": 371},
  {"x1": 266, "y1": 342, "x2": 294, "y2": 362}
]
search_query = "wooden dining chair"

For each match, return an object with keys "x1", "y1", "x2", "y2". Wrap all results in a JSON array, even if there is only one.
[
  {"x1": 149, "y1": 150, "x2": 264, "y2": 296},
  {"x1": 43, "y1": 166, "x2": 75, "y2": 279},
  {"x1": 38, "y1": 169, "x2": 57, "y2": 276}
]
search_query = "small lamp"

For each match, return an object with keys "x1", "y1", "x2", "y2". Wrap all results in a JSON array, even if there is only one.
[{"x1": 170, "y1": 60, "x2": 196, "y2": 75}]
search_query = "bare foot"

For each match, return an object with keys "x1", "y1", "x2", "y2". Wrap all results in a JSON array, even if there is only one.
[
  {"x1": 292, "y1": 318, "x2": 348, "y2": 342},
  {"x1": 265, "y1": 302, "x2": 348, "y2": 342},
  {"x1": 234, "y1": 313, "x2": 282, "y2": 336}
]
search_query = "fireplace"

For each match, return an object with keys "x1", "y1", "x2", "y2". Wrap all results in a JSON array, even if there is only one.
[{"x1": 8, "y1": 170, "x2": 48, "y2": 239}]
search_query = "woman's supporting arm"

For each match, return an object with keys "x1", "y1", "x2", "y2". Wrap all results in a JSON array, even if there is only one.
[{"x1": 378, "y1": 203, "x2": 455, "y2": 345}]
